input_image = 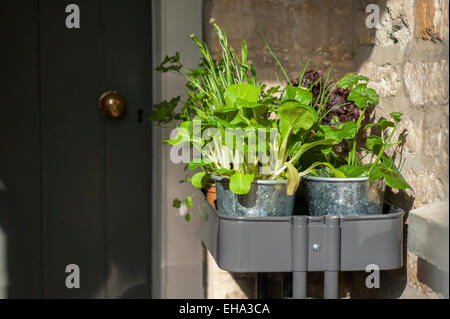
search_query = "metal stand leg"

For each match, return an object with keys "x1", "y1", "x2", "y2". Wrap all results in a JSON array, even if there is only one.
[
  {"x1": 292, "y1": 271, "x2": 307, "y2": 299},
  {"x1": 256, "y1": 273, "x2": 266, "y2": 299},
  {"x1": 324, "y1": 271, "x2": 339, "y2": 299},
  {"x1": 281, "y1": 272, "x2": 292, "y2": 298}
]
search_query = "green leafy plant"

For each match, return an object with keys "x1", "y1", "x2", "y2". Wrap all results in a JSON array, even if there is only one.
[
  {"x1": 166, "y1": 82, "x2": 336, "y2": 196},
  {"x1": 308, "y1": 74, "x2": 411, "y2": 190},
  {"x1": 159, "y1": 22, "x2": 337, "y2": 200},
  {"x1": 263, "y1": 41, "x2": 410, "y2": 191},
  {"x1": 150, "y1": 21, "x2": 282, "y2": 217}
]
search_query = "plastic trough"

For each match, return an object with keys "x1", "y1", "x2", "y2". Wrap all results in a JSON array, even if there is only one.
[{"x1": 200, "y1": 200, "x2": 404, "y2": 299}]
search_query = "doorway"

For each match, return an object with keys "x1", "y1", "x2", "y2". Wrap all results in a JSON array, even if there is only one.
[{"x1": 0, "y1": 0, "x2": 152, "y2": 298}]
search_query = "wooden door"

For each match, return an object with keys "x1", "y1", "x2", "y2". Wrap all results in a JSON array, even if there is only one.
[{"x1": 0, "y1": 0, "x2": 152, "y2": 298}]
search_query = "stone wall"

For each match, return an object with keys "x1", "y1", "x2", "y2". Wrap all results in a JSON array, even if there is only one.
[
  {"x1": 355, "y1": 0, "x2": 449, "y2": 209},
  {"x1": 203, "y1": 0, "x2": 449, "y2": 298}
]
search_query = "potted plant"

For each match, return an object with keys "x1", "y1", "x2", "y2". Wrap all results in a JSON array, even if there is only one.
[
  {"x1": 292, "y1": 71, "x2": 412, "y2": 216},
  {"x1": 151, "y1": 20, "x2": 336, "y2": 217}
]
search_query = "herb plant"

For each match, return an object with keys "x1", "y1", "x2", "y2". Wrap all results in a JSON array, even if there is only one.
[
  {"x1": 306, "y1": 74, "x2": 411, "y2": 190},
  {"x1": 264, "y1": 42, "x2": 411, "y2": 191}
]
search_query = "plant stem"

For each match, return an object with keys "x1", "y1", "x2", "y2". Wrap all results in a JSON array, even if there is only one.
[
  {"x1": 367, "y1": 122, "x2": 398, "y2": 174},
  {"x1": 351, "y1": 107, "x2": 366, "y2": 165}
]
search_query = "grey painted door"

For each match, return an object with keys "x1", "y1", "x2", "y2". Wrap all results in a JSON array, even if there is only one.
[{"x1": 0, "y1": 0, "x2": 152, "y2": 298}]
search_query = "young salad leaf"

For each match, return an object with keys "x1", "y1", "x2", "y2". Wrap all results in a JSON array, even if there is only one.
[
  {"x1": 224, "y1": 84, "x2": 261, "y2": 107},
  {"x1": 365, "y1": 117, "x2": 395, "y2": 131},
  {"x1": 191, "y1": 172, "x2": 210, "y2": 188},
  {"x1": 281, "y1": 86, "x2": 313, "y2": 105},
  {"x1": 348, "y1": 84, "x2": 379, "y2": 109},
  {"x1": 229, "y1": 172, "x2": 254, "y2": 194},
  {"x1": 188, "y1": 159, "x2": 211, "y2": 170},
  {"x1": 365, "y1": 136, "x2": 383, "y2": 153},
  {"x1": 369, "y1": 164, "x2": 412, "y2": 190},
  {"x1": 319, "y1": 121, "x2": 357, "y2": 142},
  {"x1": 337, "y1": 164, "x2": 367, "y2": 177},
  {"x1": 336, "y1": 73, "x2": 369, "y2": 89},
  {"x1": 277, "y1": 101, "x2": 317, "y2": 139}
]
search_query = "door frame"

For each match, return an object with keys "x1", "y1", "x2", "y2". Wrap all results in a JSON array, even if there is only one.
[{"x1": 151, "y1": 0, "x2": 204, "y2": 298}]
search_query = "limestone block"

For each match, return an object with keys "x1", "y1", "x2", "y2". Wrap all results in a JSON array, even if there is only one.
[
  {"x1": 375, "y1": 0, "x2": 414, "y2": 48},
  {"x1": 205, "y1": 249, "x2": 255, "y2": 299},
  {"x1": 417, "y1": 0, "x2": 449, "y2": 41},
  {"x1": 404, "y1": 60, "x2": 449, "y2": 107},
  {"x1": 359, "y1": 61, "x2": 401, "y2": 97}
]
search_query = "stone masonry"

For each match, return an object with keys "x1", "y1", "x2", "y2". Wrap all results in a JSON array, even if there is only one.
[{"x1": 203, "y1": 0, "x2": 449, "y2": 298}]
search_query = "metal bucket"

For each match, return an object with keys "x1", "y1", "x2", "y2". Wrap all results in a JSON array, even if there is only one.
[
  {"x1": 305, "y1": 175, "x2": 385, "y2": 216},
  {"x1": 212, "y1": 175, "x2": 295, "y2": 217}
]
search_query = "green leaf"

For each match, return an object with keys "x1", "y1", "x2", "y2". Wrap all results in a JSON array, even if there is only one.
[
  {"x1": 186, "y1": 196, "x2": 193, "y2": 207},
  {"x1": 390, "y1": 112, "x2": 403, "y2": 122},
  {"x1": 320, "y1": 121, "x2": 357, "y2": 142},
  {"x1": 348, "y1": 84, "x2": 379, "y2": 109},
  {"x1": 162, "y1": 121, "x2": 200, "y2": 145},
  {"x1": 337, "y1": 73, "x2": 369, "y2": 89},
  {"x1": 369, "y1": 164, "x2": 411, "y2": 190},
  {"x1": 281, "y1": 86, "x2": 313, "y2": 105},
  {"x1": 300, "y1": 162, "x2": 346, "y2": 178},
  {"x1": 172, "y1": 198, "x2": 182, "y2": 208},
  {"x1": 148, "y1": 96, "x2": 181, "y2": 125},
  {"x1": 224, "y1": 84, "x2": 261, "y2": 106},
  {"x1": 188, "y1": 159, "x2": 210, "y2": 170},
  {"x1": 290, "y1": 139, "x2": 337, "y2": 163},
  {"x1": 337, "y1": 164, "x2": 367, "y2": 177},
  {"x1": 234, "y1": 98, "x2": 264, "y2": 109},
  {"x1": 214, "y1": 106, "x2": 239, "y2": 114},
  {"x1": 191, "y1": 172, "x2": 209, "y2": 188},
  {"x1": 285, "y1": 162, "x2": 299, "y2": 196},
  {"x1": 278, "y1": 102, "x2": 317, "y2": 139},
  {"x1": 229, "y1": 172, "x2": 254, "y2": 194},
  {"x1": 184, "y1": 213, "x2": 191, "y2": 222},
  {"x1": 215, "y1": 168, "x2": 234, "y2": 176},
  {"x1": 365, "y1": 135, "x2": 383, "y2": 153},
  {"x1": 365, "y1": 117, "x2": 394, "y2": 131}
]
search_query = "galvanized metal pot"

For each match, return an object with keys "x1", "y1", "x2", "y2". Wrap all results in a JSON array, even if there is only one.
[
  {"x1": 305, "y1": 175, "x2": 385, "y2": 216},
  {"x1": 212, "y1": 175, "x2": 295, "y2": 217}
]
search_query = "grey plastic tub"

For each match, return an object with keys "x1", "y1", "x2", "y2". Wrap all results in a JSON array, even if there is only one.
[
  {"x1": 212, "y1": 175, "x2": 295, "y2": 217},
  {"x1": 200, "y1": 201, "x2": 403, "y2": 272},
  {"x1": 200, "y1": 198, "x2": 404, "y2": 299},
  {"x1": 305, "y1": 175, "x2": 385, "y2": 216}
]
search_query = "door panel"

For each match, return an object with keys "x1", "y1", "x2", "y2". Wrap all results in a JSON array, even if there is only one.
[
  {"x1": 101, "y1": 0, "x2": 151, "y2": 298},
  {"x1": 0, "y1": 0, "x2": 151, "y2": 298},
  {"x1": 39, "y1": 0, "x2": 106, "y2": 298},
  {"x1": 0, "y1": 0, "x2": 42, "y2": 298}
]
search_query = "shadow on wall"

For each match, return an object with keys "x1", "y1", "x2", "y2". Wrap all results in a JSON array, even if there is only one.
[
  {"x1": 204, "y1": 0, "x2": 388, "y2": 81},
  {"x1": 203, "y1": 0, "x2": 420, "y2": 299}
]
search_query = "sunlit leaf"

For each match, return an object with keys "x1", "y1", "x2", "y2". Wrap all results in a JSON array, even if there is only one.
[
  {"x1": 285, "y1": 162, "x2": 299, "y2": 196},
  {"x1": 224, "y1": 84, "x2": 261, "y2": 106},
  {"x1": 191, "y1": 172, "x2": 209, "y2": 188},
  {"x1": 229, "y1": 171, "x2": 254, "y2": 194},
  {"x1": 281, "y1": 86, "x2": 312, "y2": 105}
]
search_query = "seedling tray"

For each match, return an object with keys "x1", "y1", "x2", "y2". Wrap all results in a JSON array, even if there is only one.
[{"x1": 200, "y1": 201, "x2": 404, "y2": 299}]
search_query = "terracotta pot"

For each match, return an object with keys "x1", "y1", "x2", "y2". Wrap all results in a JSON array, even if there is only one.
[{"x1": 204, "y1": 183, "x2": 217, "y2": 209}]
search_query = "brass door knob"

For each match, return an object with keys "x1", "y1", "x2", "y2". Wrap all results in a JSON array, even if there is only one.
[{"x1": 98, "y1": 90, "x2": 126, "y2": 118}]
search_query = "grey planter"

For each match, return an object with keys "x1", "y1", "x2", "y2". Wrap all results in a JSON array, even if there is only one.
[
  {"x1": 305, "y1": 175, "x2": 385, "y2": 216},
  {"x1": 200, "y1": 199, "x2": 404, "y2": 299},
  {"x1": 212, "y1": 175, "x2": 295, "y2": 217}
]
